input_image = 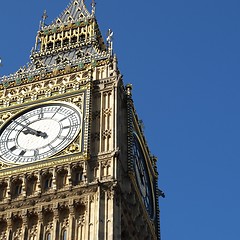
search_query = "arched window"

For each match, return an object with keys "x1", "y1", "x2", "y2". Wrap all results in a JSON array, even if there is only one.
[
  {"x1": 62, "y1": 230, "x2": 67, "y2": 240},
  {"x1": 46, "y1": 232, "x2": 51, "y2": 240},
  {"x1": 76, "y1": 172, "x2": 83, "y2": 182},
  {"x1": 45, "y1": 178, "x2": 52, "y2": 190},
  {"x1": 73, "y1": 167, "x2": 83, "y2": 186},
  {"x1": 63, "y1": 174, "x2": 67, "y2": 186},
  {"x1": 15, "y1": 184, "x2": 22, "y2": 195}
]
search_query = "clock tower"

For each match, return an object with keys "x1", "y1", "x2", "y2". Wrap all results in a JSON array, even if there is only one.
[{"x1": 0, "y1": 1, "x2": 161, "y2": 239}]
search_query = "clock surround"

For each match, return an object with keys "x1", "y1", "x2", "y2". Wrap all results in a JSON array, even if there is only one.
[{"x1": 0, "y1": 101, "x2": 82, "y2": 165}]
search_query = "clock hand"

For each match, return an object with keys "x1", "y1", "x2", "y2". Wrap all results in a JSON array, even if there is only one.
[
  {"x1": 13, "y1": 120, "x2": 48, "y2": 139},
  {"x1": 22, "y1": 129, "x2": 48, "y2": 138}
]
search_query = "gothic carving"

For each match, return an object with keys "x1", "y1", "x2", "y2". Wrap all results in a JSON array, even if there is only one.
[
  {"x1": 103, "y1": 108, "x2": 112, "y2": 116},
  {"x1": 43, "y1": 208, "x2": 54, "y2": 233},
  {"x1": 0, "y1": 73, "x2": 90, "y2": 109},
  {"x1": 12, "y1": 214, "x2": 23, "y2": 240},
  {"x1": 102, "y1": 129, "x2": 112, "y2": 139}
]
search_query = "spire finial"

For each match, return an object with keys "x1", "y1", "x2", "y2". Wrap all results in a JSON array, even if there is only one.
[
  {"x1": 0, "y1": 57, "x2": 3, "y2": 77},
  {"x1": 39, "y1": 10, "x2": 48, "y2": 29},
  {"x1": 107, "y1": 29, "x2": 114, "y2": 56},
  {"x1": 91, "y1": 0, "x2": 96, "y2": 15}
]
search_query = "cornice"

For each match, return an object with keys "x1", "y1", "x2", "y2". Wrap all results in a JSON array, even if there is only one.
[{"x1": 0, "y1": 153, "x2": 89, "y2": 178}]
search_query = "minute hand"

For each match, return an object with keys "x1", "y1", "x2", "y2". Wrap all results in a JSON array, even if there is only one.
[{"x1": 13, "y1": 120, "x2": 48, "y2": 138}]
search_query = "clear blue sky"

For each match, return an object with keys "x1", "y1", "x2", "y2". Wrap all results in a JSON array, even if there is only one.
[{"x1": 1, "y1": 0, "x2": 240, "y2": 239}]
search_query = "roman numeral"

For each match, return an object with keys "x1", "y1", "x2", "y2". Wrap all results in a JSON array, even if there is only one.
[
  {"x1": 20, "y1": 116, "x2": 30, "y2": 124},
  {"x1": 51, "y1": 106, "x2": 62, "y2": 119},
  {"x1": 10, "y1": 146, "x2": 17, "y2": 152},
  {"x1": 0, "y1": 138, "x2": 15, "y2": 143},
  {"x1": 38, "y1": 108, "x2": 44, "y2": 119},
  {"x1": 58, "y1": 136, "x2": 72, "y2": 141},
  {"x1": 59, "y1": 112, "x2": 74, "y2": 122},
  {"x1": 34, "y1": 149, "x2": 39, "y2": 157},
  {"x1": 19, "y1": 150, "x2": 26, "y2": 156}
]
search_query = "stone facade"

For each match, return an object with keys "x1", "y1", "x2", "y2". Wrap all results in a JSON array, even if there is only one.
[{"x1": 0, "y1": 1, "x2": 160, "y2": 239}]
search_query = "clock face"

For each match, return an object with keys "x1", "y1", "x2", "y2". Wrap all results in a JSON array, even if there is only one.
[
  {"x1": 0, "y1": 102, "x2": 82, "y2": 164},
  {"x1": 133, "y1": 133, "x2": 155, "y2": 219}
]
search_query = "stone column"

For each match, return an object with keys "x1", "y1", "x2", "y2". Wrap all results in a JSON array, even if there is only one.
[
  {"x1": 36, "y1": 209, "x2": 43, "y2": 240},
  {"x1": 22, "y1": 175, "x2": 27, "y2": 198},
  {"x1": 6, "y1": 178, "x2": 11, "y2": 203},
  {"x1": 68, "y1": 201, "x2": 75, "y2": 240},
  {"x1": 67, "y1": 164, "x2": 72, "y2": 188},
  {"x1": 52, "y1": 204, "x2": 59, "y2": 240},
  {"x1": 6, "y1": 214, "x2": 12, "y2": 240},
  {"x1": 52, "y1": 168, "x2": 57, "y2": 191},
  {"x1": 22, "y1": 210, "x2": 28, "y2": 240},
  {"x1": 36, "y1": 171, "x2": 42, "y2": 196}
]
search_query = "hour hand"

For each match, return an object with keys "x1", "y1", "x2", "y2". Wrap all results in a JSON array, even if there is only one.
[
  {"x1": 14, "y1": 121, "x2": 48, "y2": 139},
  {"x1": 22, "y1": 128, "x2": 48, "y2": 139},
  {"x1": 23, "y1": 129, "x2": 30, "y2": 135},
  {"x1": 36, "y1": 131, "x2": 48, "y2": 139}
]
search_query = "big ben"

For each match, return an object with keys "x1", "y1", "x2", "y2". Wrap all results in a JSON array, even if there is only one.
[{"x1": 0, "y1": 1, "x2": 161, "y2": 239}]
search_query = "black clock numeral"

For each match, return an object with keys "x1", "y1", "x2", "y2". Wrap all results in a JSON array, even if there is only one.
[
  {"x1": 49, "y1": 144, "x2": 54, "y2": 150},
  {"x1": 1, "y1": 150, "x2": 9, "y2": 156},
  {"x1": 58, "y1": 135, "x2": 73, "y2": 141},
  {"x1": 51, "y1": 106, "x2": 62, "y2": 119},
  {"x1": 8, "y1": 138, "x2": 16, "y2": 142},
  {"x1": 38, "y1": 108, "x2": 44, "y2": 119},
  {"x1": 6, "y1": 126, "x2": 18, "y2": 132},
  {"x1": 48, "y1": 144, "x2": 57, "y2": 153},
  {"x1": 34, "y1": 149, "x2": 39, "y2": 157},
  {"x1": 10, "y1": 146, "x2": 17, "y2": 152},
  {"x1": 19, "y1": 150, "x2": 26, "y2": 156},
  {"x1": 48, "y1": 145, "x2": 57, "y2": 155},
  {"x1": 59, "y1": 112, "x2": 75, "y2": 122},
  {"x1": 20, "y1": 116, "x2": 30, "y2": 124},
  {"x1": 58, "y1": 136, "x2": 65, "y2": 140},
  {"x1": 0, "y1": 138, "x2": 15, "y2": 143}
]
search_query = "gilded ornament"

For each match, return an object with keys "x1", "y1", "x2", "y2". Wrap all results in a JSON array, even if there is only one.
[
  {"x1": 76, "y1": 21, "x2": 81, "y2": 27},
  {"x1": 2, "y1": 80, "x2": 9, "y2": 88},
  {"x1": 91, "y1": 59, "x2": 97, "y2": 67},
  {"x1": 1, "y1": 113, "x2": 11, "y2": 121},
  {"x1": 44, "y1": 30, "x2": 49, "y2": 35},
  {"x1": 68, "y1": 144, "x2": 79, "y2": 153},
  {"x1": 78, "y1": 62, "x2": 84, "y2": 70},
  {"x1": 65, "y1": 65, "x2": 71, "y2": 73},
  {"x1": 15, "y1": 78, "x2": 21, "y2": 85},
  {"x1": 52, "y1": 27, "x2": 57, "y2": 33}
]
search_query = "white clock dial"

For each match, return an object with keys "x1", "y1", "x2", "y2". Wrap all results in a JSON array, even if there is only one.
[{"x1": 0, "y1": 102, "x2": 82, "y2": 164}]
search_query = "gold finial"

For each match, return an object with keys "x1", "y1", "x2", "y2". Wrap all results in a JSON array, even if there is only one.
[{"x1": 40, "y1": 10, "x2": 48, "y2": 29}]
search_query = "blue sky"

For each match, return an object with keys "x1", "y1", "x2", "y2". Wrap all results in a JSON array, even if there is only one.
[{"x1": 1, "y1": 0, "x2": 240, "y2": 239}]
